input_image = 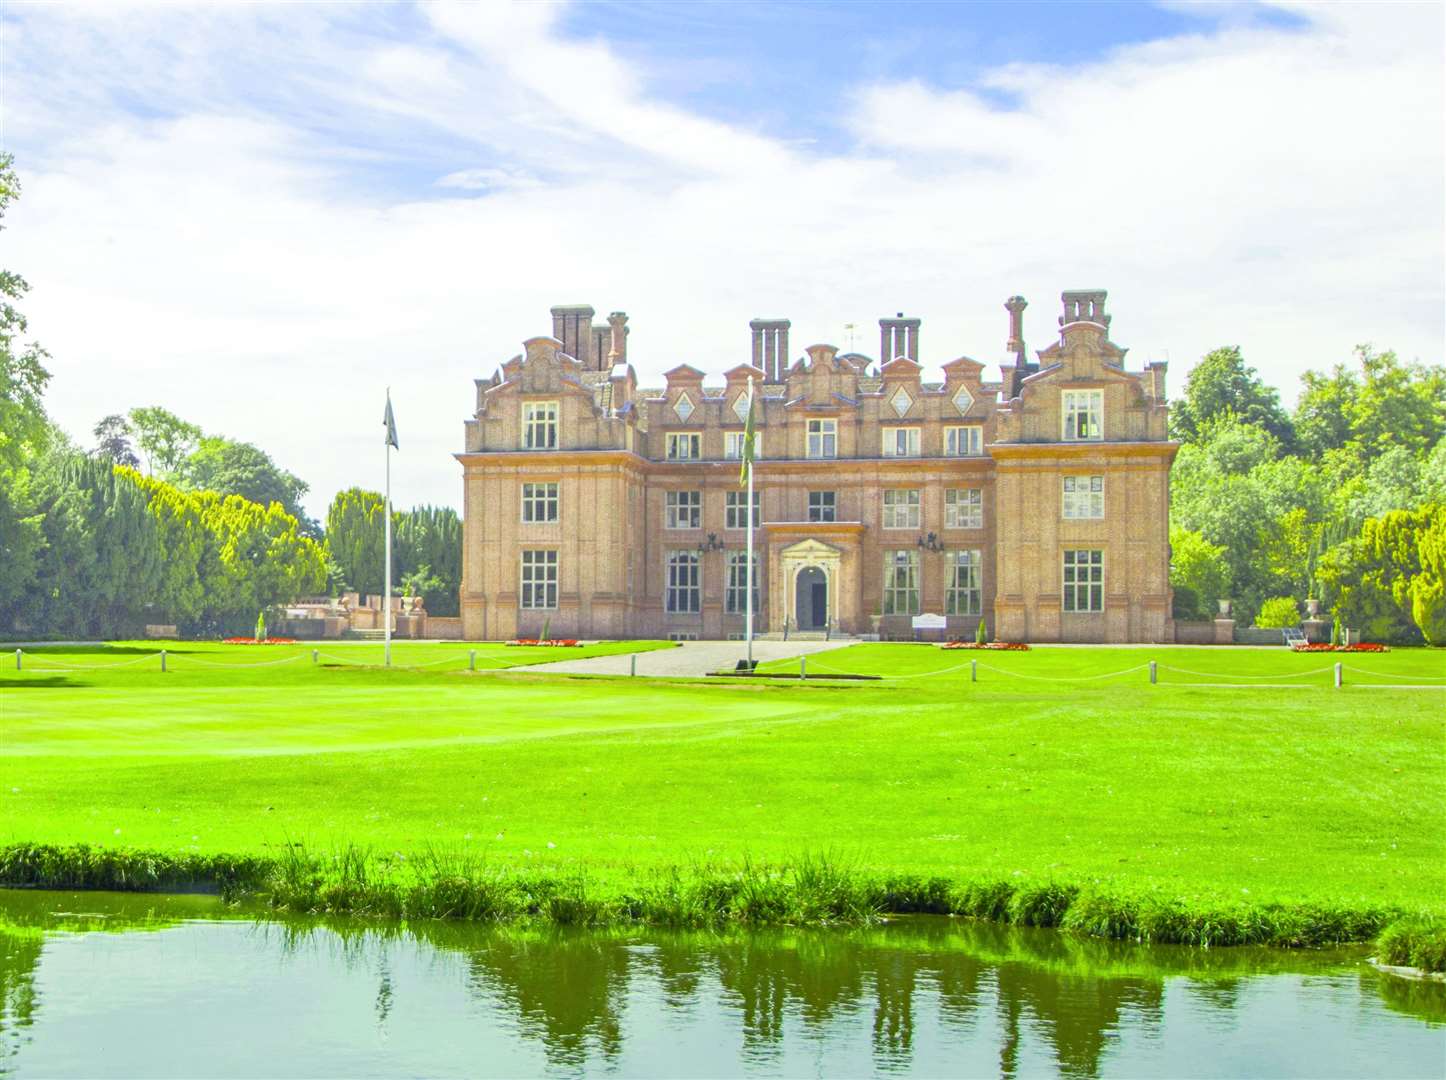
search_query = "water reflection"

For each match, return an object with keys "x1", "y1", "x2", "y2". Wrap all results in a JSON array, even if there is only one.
[{"x1": 1, "y1": 890, "x2": 1442, "y2": 1078}]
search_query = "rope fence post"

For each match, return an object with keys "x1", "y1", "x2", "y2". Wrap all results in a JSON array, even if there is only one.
[
  {"x1": 312, "y1": 649, "x2": 319, "y2": 664},
  {"x1": 15, "y1": 649, "x2": 20, "y2": 671},
  {"x1": 971, "y1": 659, "x2": 977, "y2": 683},
  {"x1": 1334, "y1": 662, "x2": 1342, "y2": 689},
  {"x1": 630, "y1": 654, "x2": 636, "y2": 677},
  {"x1": 800, "y1": 656, "x2": 807, "y2": 680},
  {"x1": 160, "y1": 649, "x2": 167, "y2": 673},
  {"x1": 1150, "y1": 660, "x2": 1157, "y2": 685},
  {"x1": 469, "y1": 650, "x2": 476, "y2": 672}
]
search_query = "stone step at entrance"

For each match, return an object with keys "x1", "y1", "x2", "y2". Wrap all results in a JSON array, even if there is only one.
[
  {"x1": 343, "y1": 629, "x2": 388, "y2": 641},
  {"x1": 756, "y1": 632, "x2": 859, "y2": 643}
]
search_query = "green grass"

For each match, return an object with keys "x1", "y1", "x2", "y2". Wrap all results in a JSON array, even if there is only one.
[{"x1": 1, "y1": 642, "x2": 1443, "y2": 953}]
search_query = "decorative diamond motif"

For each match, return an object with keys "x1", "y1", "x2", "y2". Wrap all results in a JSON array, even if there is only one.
[
  {"x1": 952, "y1": 384, "x2": 975, "y2": 416},
  {"x1": 890, "y1": 386, "x2": 913, "y2": 418},
  {"x1": 732, "y1": 394, "x2": 750, "y2": 423},
  {"x1": 674, "y1": 393, "x2": 694, "y2": 421}
]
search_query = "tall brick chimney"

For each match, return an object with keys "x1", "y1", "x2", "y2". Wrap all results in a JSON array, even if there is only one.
[
  {"x1": 1004, "y1": 295, "x2": 1038, "y2": 398},
  {"x1": 606, "y1": 311, "x2": 628, "y2": 367},
  {"x1": 750, "y1": 318, "x2": 791, "y2": 382},
  {"x1": 550, "y1": 304, "x2": 596, "y2": 367},
  {"x1": 1059, "y1": 290, "x2": 1109, "y2": 329},
  {"x1": 879, "y1": 313, "x2": 920, "y2": 362}
]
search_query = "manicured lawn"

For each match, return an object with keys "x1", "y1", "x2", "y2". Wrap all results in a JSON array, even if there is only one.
[{"x1": 1, "y1": 642, "x2": 1443, "y2": 912}]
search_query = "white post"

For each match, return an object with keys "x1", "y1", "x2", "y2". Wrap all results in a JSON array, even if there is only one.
[
  {"x1": 745, "y1": 376, "x2": 755, "y2": 669},
  {"x1": 15, "y1": 649, "x2": 20, "y2": 671},
  {"x1": 384, "y1": 399, "x2": 393, "y2": 670},
  {"x1": 1334, "y1": 662, "x2": 1342, "y2": 689}
]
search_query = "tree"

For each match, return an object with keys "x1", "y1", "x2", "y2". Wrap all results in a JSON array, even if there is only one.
[
  {"x1": 0, "y1": 153, "x2": 52, "y2": 473},
  {"x1": 1295, "y1": 347, "x2": 1446, "y2": 460},
  {"x1": 127, "y1": 406, "x2": 201, "y2": 476},
  {"x1": 1315, "y1": 505, "x2": 1440, "y2": 644},
  {"x1": 1255, "y1": 597, "x2": 1300, "y2": 629},
  {"x1": 394, "y1": 505, "x2": 462, "y2": 615},
  {"x1": 325, "y1": 488, "x2": 389, "y2": 597},
  {"x1": 1170, "y1": 346, "x2": 1294, "y2": 448},
  {"x1": 178, "y1": 436, "x2": 311, "y2": 526},
  {"x1": 1169, "y1": 528, "x2": 1231, "y2": 620},
  {"x1": 92, "y1": 414, "x2": 139, "y2": 468},
  {"x1": 1411, "y1": 508, "x2": 1446, "y2": 645}
]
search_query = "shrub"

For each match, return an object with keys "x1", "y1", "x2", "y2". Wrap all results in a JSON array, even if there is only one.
[
  {"x1": 1255, "y1": 596, "x2": 1300, "y2": 629},
  {"x1": 975, "y1": 618, "x2": 987, "y2": 644}
]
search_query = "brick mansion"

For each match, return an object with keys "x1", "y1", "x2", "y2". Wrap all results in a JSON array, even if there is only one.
[{"x1": 456, "y1": 290, "x2": 1178, "y2": 643}]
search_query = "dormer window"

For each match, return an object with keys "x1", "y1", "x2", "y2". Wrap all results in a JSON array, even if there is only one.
[
  {"x1": 807, "y1": 419, "x2": 837, "y2": 459},
  {"x1": 666, "y1": 433, "x2": 701, "y2": 460},
  {"x1": 882, "y1": 427, "x2": 920, "y2": 457},
  {"x1": 889, "y1": 386, "x2": 913, "y2": 418},
  {"x1": 1062, "y1": 390, "x2": 1103, "y2": 441},
  {"x1": 732, "y1": 394, "x2": 751, "y2": 423},
  {"x1": 522, "y1": 401, "x2": 559, "y2": 450},
  {"x1": 952, "y1": 384, "x2": 975, "y2": 415},
  {"x1": 674, "y1": 393, "x2": 695, "y2": 422}
]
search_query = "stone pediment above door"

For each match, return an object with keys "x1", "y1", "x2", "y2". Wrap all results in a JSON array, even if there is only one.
[{"x1": 779, "y1": 538, "x2": 840, "y2": 561}]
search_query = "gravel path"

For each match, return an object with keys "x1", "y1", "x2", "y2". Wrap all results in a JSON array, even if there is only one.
[{"x1": 523, "y1": 638, "x2": 858, "y2": 677}]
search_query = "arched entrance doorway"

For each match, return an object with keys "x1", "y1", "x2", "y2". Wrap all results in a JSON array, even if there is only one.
[{"x1": 795, "y1": 566, "x2": 829, "y2": 631}]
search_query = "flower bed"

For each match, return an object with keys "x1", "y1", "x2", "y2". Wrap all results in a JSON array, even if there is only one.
[
  {"x1": 220, "y1": 637, "x2": 298, "y2": 645},
  {"x1": 1293, "y1": 642, "x2": 1389, "y2": 653},
  {"x1": 941, "y1": 641, "x2": 1031, "y2": 651},
  {"x1": 506, "y1": 639, "x2": 581, "y2": 647}
]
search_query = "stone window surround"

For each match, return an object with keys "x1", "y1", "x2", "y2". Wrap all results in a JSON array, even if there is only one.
[
  {"x1": 944, "y1": 487, "x2": 983, "y2": 530},
  {"x1": 882, "y1": 488, "x2": 922, "y2": 530},
  {"x1": 665, "y1": 549, "x2": 701, "y2": 613},
  {"x1": 944, "y1": 425, "x2": 984, "y2": 457},
  {"x1": 723, "y1": 430, "x2": 761, "y2": 460},
  {"x1": 882, "y1": 549, "x2": 920, "y2": 615},
  {"x1": 1062, "y1": 548, "x2": 1105, "y2": 612},
  {"x1": 1062, "y1": 388, "x2": 1104, "y2": 442},
  {"x1": 808, "y1": 490, "x2": 836, "y2": 523},
  {"x1": 520, "y1": 481, "x2": 559, "y2": 524},
  {"x1": 806, "y1": 418, "x2": 838, "y2": 459},
  {"x1": 881, "y1": 426, "x2": 921, "y2": 457},
  {"x1": 664, "y1": 490, "x2": 703, "y2": 530},
  {"x1": 521, "y1": 400, "x2": 559, "y2": 450},
  {"x1": 724, "y1": 490, "x2": 762, "y2": 530},
  {"x1": 946, "y1": 549, "x2": 983, "y2": 615},
  {"x1": 1062, "y1": 475, "x2": 1105, "y2": 520},
  {"x1": 666, "y1": 431, "x2": 702, "y2": 460},
  {"x1": 724, "y1": 550, "x2": 761, "y2": 614},
  {"x1": 519, "y1": 549, "x2": 558, "y2": 610}
]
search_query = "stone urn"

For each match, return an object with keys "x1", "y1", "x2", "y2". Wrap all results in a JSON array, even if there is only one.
[
  {"x1": 1305, "y1": 598, "x2": 1321, "y2": 618},
  {"x1": 1217, "y1": 598, "x2": 1232, "y2": 617}
]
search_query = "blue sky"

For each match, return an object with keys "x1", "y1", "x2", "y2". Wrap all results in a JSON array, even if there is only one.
[{"x1": 1, "y1": 1, "x2": 1440, "y2": 516}]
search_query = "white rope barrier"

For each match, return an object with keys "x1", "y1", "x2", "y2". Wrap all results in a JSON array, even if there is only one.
[
  {"x1": 1341, "y1": 663, "x2": 1446, "y2": 682},
  {"x1": 17, "y1": 653, "x2": 159, "y2": 671},
  {"x1": 166, "y1": 653, "x2": 306, "y2": 668},
  {"x1": 976, "y1": 662, "x2": 1152, "y2": 683},
  {"x1": 1157, "y1": 664, "x2": 1335, "y2": 680}
]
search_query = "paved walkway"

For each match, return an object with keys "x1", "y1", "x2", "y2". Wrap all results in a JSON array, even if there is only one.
[{"x1": 525, "y1": 638, "x2": 858, "y2": 678}]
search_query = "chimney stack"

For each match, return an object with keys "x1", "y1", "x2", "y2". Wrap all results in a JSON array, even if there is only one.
[
  {"x1": 550, "y1": 304, "x2": 596, "y2": 367},
  {"x1": 1059, "y1": 290, "x2": 1109, "y2": 329},
  {"x1": 749, "y1": 318, "x2": 791, "y2": 382},
  {"x1": 879, "y1": 313, "x2": 920, "y2": 362},
  {"x1": 606, "y1": 311, "x2": 628, "y2": 367},
  {"x1": 1005, "y1": 295, "x2": 1028, "y2": 363}
]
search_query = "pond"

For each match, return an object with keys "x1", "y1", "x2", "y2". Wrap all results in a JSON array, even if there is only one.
[{"x1": 1, "y1": 890, "x2": 1441, "y2": 1078}]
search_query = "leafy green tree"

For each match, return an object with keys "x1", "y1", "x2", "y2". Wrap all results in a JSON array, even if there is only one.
[
  {"x1": 1411, "y1": 508, "x2": 1446, "y2": 645},
  {"x1": 1170, "y1": 346, "x2": 1294, "y2": 448},
  {"x1": 92, "y1": 415, "x2": 139, "y2": 468},
  {"x1": 325, "y1": 488, "x2": 390, "y2": 597},
  {"x1": 1315, "y1": 506, "x2": 1439, "y2": 644},
  {"x1": 1255, "y1": 597, "x2": 1300, "y2": 629},
  {"x1": 178, "y1": 436, "x2": 312, "y2": 527},
  {"x1": 0, "y1": 153, "x2": 52, "y2": 473},
  {"x1": 1169, "y1": 528, "x2": 1231, "y2": 620},
  {"x1": 1295, "y1": 347, "x2": 1446, "y2": 459},
  {"x1": 395, "y1": 505, "x2": 462, "y2": 615},
  {"x1": 127, "y1": 406, "x2": 201, "y2": 477},
  {"x1": 30, "y1": 455, "x2": 164, "y2": 637}
]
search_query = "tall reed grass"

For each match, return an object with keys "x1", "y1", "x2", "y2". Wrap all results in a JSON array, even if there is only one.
[{"x1": 0, "y1": 841, "x2": 1435, "y2": 968}]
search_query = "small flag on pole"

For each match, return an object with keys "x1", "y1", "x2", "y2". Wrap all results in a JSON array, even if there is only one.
[
  {"x1": 383, "y1": 393, "x2": 399, "y2": 450},
  {"x1": 738, "y1": 381, "x2": 756, "y2": 488}
]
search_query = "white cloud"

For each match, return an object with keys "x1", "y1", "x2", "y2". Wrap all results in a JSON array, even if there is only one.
[{"x1": 3, "y1": 0, "x2": 1441, "y2": 519}]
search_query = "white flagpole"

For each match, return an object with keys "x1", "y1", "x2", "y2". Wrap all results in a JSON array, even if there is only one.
[
  {"x1": 745, "y1": 376, "x2": 755, "y2": 667},
  {"x1": 384, "y1": 389, "x2": 393, "y2": 669}
]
